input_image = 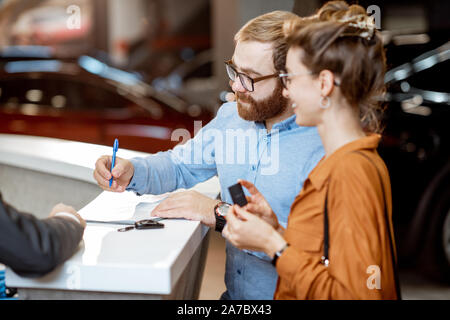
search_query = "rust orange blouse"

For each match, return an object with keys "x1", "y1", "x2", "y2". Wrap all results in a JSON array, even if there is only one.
[{"x1": 274, "y1": 134, "x2": 398, "y2": 300}]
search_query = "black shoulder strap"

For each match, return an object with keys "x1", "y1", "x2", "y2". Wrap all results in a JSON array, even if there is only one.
[
  {"x1": 322, "y1": 151, "x2": 402, "y2": 299},
  {"x1": 322, "y1": 190, "x2": 330, "y2": 268}
]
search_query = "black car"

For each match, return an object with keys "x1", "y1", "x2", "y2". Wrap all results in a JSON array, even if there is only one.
[{"x1": 380, "y1": 32, "x2": 449, "y2": 282}]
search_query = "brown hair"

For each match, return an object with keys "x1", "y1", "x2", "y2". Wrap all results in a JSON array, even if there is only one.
[
  {"x1": 286, "y1": 1, "x2": 387, "y2": 133},
  {"x1": 234, "y1": 11, "x2": 298, "y2": 72}
]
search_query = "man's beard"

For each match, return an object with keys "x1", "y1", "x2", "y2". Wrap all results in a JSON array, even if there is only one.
[{"x1": 236, "y1": 82, "x2": 288, "y2": 122}]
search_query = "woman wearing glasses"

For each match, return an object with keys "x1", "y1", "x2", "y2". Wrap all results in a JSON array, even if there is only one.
[{"x1": 222, "y1": 1, "x2": 400, "y2": 300}]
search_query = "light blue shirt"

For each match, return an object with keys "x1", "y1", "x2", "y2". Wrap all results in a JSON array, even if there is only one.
[{"x1": 126, "y1": 102, "x2": 324, "y2": 299}]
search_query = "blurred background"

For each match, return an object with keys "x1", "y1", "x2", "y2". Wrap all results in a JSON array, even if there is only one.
[{"x1": 0, "y1": 0, "x2": 449, "y2": 299}]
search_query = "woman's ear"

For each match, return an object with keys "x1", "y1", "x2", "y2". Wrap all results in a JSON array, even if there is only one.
[{"x1": 318, "y1": 69, "x2": 335, "y2": 97}]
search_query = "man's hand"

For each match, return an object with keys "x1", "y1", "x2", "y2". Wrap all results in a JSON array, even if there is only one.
[
  {"x1": 49, "y1": 203, "x2": 86, "y2": 228},
  {"x1": 151, "y1": 190, "x2": 220, "y2": 228},
  {"x1": 93, "y1": 155, "x2": 134, "y2": 192}
]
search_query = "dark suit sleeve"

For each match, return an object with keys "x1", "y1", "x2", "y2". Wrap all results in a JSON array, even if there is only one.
[{"x1": 0, "y1": 194, "x2": 84, "y2": 278}]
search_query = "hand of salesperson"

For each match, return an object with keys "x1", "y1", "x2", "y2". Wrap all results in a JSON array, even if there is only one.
[
  {"x1": 49, "y1": 203, "x2": 86, "y2": 229},
  {"x1": 93, "y1": 155, "x2": 134, "y2": 192}
]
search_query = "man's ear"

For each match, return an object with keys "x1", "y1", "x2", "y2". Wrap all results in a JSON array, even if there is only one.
[{"x1": 318, "y1": 69, "x2": 335, "y2": 97}]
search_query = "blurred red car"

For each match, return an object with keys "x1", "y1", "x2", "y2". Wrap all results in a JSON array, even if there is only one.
[{"x1": 0, "y1": 49, "x2": 213, "y2": 153}]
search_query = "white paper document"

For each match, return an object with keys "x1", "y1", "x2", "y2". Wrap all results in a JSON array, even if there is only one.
[
  {"x1": 79, "y1": 191, "x2": 169, "y2": 223},
  {"x1": 79, "y1": 177, "x2": 221, "y2": 224}
]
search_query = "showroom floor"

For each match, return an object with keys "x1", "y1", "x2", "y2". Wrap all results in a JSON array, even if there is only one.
[
  {"x1": 199, "y1": 231, "x2": 227, "y2": 300},
  {"x1": 199, "y1": 231, "x2": 450, "y2": 300}
]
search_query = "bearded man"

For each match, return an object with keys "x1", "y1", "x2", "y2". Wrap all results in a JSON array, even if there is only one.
[{"x1": 93, "y1": 11, "x2": 324, "y2": 300}]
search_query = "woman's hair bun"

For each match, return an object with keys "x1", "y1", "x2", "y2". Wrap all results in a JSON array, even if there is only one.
[{"x1": 317, "y1": 1, "x2": 377, "y2": 40}]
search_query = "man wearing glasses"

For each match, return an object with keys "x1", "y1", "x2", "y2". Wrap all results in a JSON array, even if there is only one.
[{"x1": 93, "y1": 11, "x2": 324, "y2": 300}]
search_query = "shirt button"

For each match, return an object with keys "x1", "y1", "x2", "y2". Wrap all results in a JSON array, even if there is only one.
[
  {"x1": 237, "y1": 270, "x2": 241, "y2": 275},
  {"x1": 132, "y1": 183, "x2": 136, "y2": 187},
  {"x1": 251, "y1": 165, "x2": 256, "y2": 170}
]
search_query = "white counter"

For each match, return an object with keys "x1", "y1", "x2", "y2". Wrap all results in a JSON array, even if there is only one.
[
  {"x1": 0, "y1": 134, "x2": 148, "y2": 185},
  {"x1": 0, "y1": 134, "x2": 220, "y2": 299}
]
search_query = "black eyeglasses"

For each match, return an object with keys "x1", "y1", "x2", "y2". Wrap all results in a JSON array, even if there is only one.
[{"x1": 224, "y1": 60, "x2": 278, "y2": 92}]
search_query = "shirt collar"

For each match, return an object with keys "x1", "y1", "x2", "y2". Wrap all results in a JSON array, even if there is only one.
[
  {"x1": 271, "y1": 114, "x2": 298, "y2": 131},
  {"x1": 254, "y1": 114, "x2": 298, "y2": 132},
  {"x1": 308, "y1": 133, "x2": 382, "y2": 190}
]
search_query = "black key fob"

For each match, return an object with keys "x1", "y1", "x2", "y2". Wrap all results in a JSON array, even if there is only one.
[
  {"x1": 228, "y1": 183, "x2": 248, "y2": 207},
  {"x1": 135, "y1": 219, "x2": 164, "y2": 229}
]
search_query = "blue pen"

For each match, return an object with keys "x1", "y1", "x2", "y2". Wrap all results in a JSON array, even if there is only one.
[{"x1": 109, "y1": 138, "x2": 119, "y2": 188}]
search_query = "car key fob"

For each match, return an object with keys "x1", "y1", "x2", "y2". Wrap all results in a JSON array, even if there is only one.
[
  {"x1": 135, "y1": 219, "x2": 164, "y2": 229},
  {"x1": 118, "y1": 219, "x2": 164, "y2": 232},
  {"x1": 228, "y1": 182, "x2": 248, "y2": 207}
]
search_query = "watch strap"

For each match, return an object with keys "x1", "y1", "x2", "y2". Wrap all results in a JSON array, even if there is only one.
[
  {"x1": 215, "y1": 215, "x2": 226, "y2": 232},
  {"x1": 272, "y1": 243, "x2": 289, "y2": 266},
  {"x1": 214, "y1": 201, "x2": 228, "y2": 232}
]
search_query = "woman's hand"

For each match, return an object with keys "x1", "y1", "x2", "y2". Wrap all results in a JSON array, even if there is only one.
[
  {"x1": 222, "y1": 205, "x2": 286, "y2": 258},
  {"x1": 238, "y1": 179, "x2": 282, "y2": 232}
]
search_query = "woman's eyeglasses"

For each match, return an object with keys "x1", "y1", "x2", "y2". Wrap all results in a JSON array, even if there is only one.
[
  {"x1": 279, "y1": 72, "x2": 341, "y2": 89},
  {"x1": 224, "y1": 60, "x2": 278, "y2": 92}
]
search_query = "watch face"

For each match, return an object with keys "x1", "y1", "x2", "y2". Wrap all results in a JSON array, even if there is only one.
[{"x1": 218, "y1": 203, "x2": 230, "y2": 216}]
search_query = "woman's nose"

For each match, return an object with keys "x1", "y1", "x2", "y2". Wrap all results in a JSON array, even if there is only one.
[{"x1": 282, "y1": 87, "x2": 289, "y2": 99}]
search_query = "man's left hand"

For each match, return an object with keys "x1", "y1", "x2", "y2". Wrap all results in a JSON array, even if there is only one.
[{"x1": 151, "y1": 190, "x2": 220, "y2": 228}]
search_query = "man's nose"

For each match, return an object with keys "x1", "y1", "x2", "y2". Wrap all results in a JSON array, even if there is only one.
[{"x1": 231, "y1": 78, "x2": 247, "y2": 93}]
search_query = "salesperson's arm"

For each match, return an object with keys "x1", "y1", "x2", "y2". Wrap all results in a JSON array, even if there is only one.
[
  {"x1": 0, "y1": 194, "x2": 85, "y2": 278},
  {"x1": 275, "y1": 156, "x2": 396, "y2": 299}
]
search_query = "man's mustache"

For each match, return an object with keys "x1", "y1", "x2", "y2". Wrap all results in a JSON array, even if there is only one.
[{"x1": 236, "y1": 92, "x2": 254, "y2": 104}]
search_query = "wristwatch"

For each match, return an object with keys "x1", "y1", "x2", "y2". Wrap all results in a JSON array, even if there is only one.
[
  {"x1": 214, "y1": 201, "x2": 230, "y2": 232},
  {"x1": 272, "y1": 243, "x2": 289, "y2": 266}
]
